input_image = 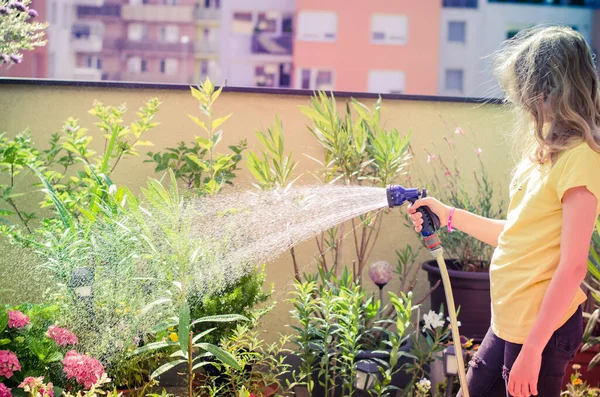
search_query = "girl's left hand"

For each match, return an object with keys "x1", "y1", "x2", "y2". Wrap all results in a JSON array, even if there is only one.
[{"x1": 508, "y1": 348, "x2": 541, "y2": 396}]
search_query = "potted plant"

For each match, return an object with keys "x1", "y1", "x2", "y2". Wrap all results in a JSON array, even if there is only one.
[{"x1": 414, "y1": 125, "x2": 505, "y2": 342}]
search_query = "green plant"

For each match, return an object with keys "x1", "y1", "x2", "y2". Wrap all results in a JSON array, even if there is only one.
[
  {"x1": 299, "y1": 93, "x2": 411, "y2": 279},
  {"x1": 561, "y1": 364, "x2": 600, "y2": 396},
  {"x1": 413, "y1": 123, "x2": 504, "y2": 270},
  {"x1": 288, "y1": 268, "x2": 413, "y2": 397},
  {"x1": 394, "y1": 244, "x2": 422, "y2": 294},
  {"x1": 200, "y1": 323, "x2": 291, "y2": 397},
  {"x1": 0, "y1": 98, "x2": 159, "y2": 237},
  {"x1": 189, "y1": 266, "x2": 272, "y2": 345},
  {"x1": 131, "y1": 299, "x2": 247, "y2": 397},
  {"x1": 0, "y1": 0, "x2": 47, "y2": 66},
  {"x1": 146, "y1": 78, "x2": 246, "y2": 195}
]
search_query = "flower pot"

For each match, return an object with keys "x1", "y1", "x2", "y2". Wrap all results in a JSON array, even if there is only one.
[
  {"x1": 422, "y1": 259, "x2": 491, "y2": 343},
  {"x1": 260, "y1": 382, "x2": 279, "y2": 397}
]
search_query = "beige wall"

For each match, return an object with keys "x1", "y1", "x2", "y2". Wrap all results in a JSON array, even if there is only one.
[{"x1": 0, "y1": 83, "x2": 515, "y2": 339}]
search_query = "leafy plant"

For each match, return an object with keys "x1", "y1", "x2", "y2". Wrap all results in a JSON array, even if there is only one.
[
  {"x1": 561, "y1": 364, "x2": 600, "y2": 397},
  {"x1": 413, "y1": 123, "x2": 504, "y2": 270},
  {"x1": 199, "y1": 323, "x2": 291, "y2": 397},
  {"x1": 299, "y1": 93, "x2": 411, "y2": 280},
  {"x1": 288, "y1": 268, "x2": 414, "y2": 397},
  {"x1": 146, "y1": 78, "x2": 246, "y2": 195},
  {"x1": 246, "y1": 116, "x2": 301, "y2": 280},
  {"x1": 131, "y1": 301, "x2": 248, "y2": 397},
  {"x1": 0, "y1": 0, "x2": 47, "y2": 66}
]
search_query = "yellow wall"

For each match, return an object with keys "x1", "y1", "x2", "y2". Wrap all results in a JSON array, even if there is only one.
[{"x1": 0, "y1": 83, "x2": 516, "y2": 339}]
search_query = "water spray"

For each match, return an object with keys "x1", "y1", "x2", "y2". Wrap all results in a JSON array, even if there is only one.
[{"x1": 386, "y1": 185, "x2": 470, "y2": 397}]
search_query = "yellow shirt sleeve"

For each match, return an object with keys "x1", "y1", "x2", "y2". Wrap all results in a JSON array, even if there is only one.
[{"x1": 555, "y1": 145, "x2": 600, "y2": 203}]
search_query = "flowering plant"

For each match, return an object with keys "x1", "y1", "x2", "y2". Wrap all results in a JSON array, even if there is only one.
[
  {"x1": 0, "y1": 0, "x2": 47, "y2": 67},
  {"x1": 19, "y1": 376, "x2": 54, "y2": 397},
  {"x1": 414, "y1": 123, "x2": 504, "y2": 271},
  {"x1": 561, "y1": 364, "x2": 600, "y2": 396},
  {"x1": 62, "y1": 351, "x2": 104, "y2": 390}
]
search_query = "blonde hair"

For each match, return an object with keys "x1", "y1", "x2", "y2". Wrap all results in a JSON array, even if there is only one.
[{"x1": 494, "y1": 25, "x2": 600, "y2": 165}]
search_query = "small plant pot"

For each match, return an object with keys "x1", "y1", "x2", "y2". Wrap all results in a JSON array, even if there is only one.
[
  {"x1": 422, "y1": 259, "x2": 491, "y2": 343},
  {"x1": 259, "y1": 382, "x2": 280, "y2": 397}
]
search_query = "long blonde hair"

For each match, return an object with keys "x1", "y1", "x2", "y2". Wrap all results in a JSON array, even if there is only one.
[{"x1": 494, "y1": 25, "x2": 600, "y2": 165}]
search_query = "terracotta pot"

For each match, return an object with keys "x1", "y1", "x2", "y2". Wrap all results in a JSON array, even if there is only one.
[{"x1": 260, "y1": 382, "x2": 280, "y2": 397}]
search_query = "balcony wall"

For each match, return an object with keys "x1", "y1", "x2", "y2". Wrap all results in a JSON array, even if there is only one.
[
  {"x1": 0, "y1": 81, "x2": 514, "y2": 339},
  {"x1": 122, "y1": 4, "x2": 194, "y2": 22},
  {"x1": 105, "y1": 39, "x2": 194, "y2": 53}
]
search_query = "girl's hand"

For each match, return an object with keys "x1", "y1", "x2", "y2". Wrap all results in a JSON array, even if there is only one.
[
  {"x1": 508, "y1": 347, "x2": 541, "y2": 397},
  {"x1": 407, "y1": 197, "x2": 451, "y2": 233}
]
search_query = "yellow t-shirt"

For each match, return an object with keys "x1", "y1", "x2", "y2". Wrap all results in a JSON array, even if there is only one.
[{"x1": 490, "y1": 142, "x2": 600, "y2": 344}]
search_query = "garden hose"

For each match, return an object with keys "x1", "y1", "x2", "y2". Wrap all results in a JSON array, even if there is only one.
[{"x1": 386, "y1": 185, "x2": 469, "y2": 397}]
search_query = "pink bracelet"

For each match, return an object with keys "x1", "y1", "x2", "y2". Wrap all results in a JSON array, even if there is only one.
[{"x1": 447, "y1": 207, "x2": 456, "y2": 232}]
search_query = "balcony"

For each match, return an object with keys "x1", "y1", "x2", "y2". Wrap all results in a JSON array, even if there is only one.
[
  {"x1": 104, "y1": 39, "x2": 194, "y2": 53},
  {"x1": 194, "y1": 41, "x2": 219, "y2": 56},
  {"x1": 195, "y1": 6, "x2": 220, "y2": 21},
  {"x1": 73, "y1": 67, "x2": 102, "y2": 80},
  {"x1": 76, "y1": 4, "x2": 120, "y2": 18},
  {"x1": 71, "y1": 23, "x2": 104, "y2": 52},
  {"x1": 251, "y1": 34, "x2": 293, "y2": 56},
  {"x1": 73, "y1": 0, "x2": 103, "y2": 7},
  {"x1": 122, "y1": 4, "x2": 194, "y2": 22},
  {"x1": 121, "y1": 71, "x2": 192, "y2": 84}
]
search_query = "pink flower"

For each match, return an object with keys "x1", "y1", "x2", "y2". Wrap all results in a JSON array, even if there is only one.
[
  {"x1": 444, "y1": 170, "x2": 452, "y2": 177},
  {"x1": 475, "y1": 148, "x2": 483, "y2": 156},
  {"x1": 19, "y1": 377, "x2": 53, "y2": 397},
  {"x1": 8, "y1": 311, "x2": 29, "y2": 329},
  {"x1": 0, "y1": 351, "x2": 21, "y2": 379},
  {"x1": 455, "y1": 126, "x2": 465, "y2": 135},
  {"x1": 0, "y1": 383, "x2": 12, "y2": 397},
  {"x1": 47, "y1": 326, "x2": 78, "y2": 347},
  {"x1": 62, "y1": 351, "x2": 104, "y2": 390},
  {"x1": 427, "y1": 154, "x2": 437, "y2": 163}
]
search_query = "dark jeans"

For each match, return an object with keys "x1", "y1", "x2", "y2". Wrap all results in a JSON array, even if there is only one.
[{"x1": 457, "y1": 307, "x2": 583, "y2": 397}]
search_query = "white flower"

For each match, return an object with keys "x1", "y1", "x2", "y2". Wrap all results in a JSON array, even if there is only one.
[
  {"x1": 108, "y1": 184, "x2": 117, "y2": 195},
  {"x1": 423, "y1": 310, "x2": 445, "y2": 331},
  {"x1": 416, "y1": 378, "x2": 431, "y2": 393},
  {"x1": 447, "y1": 316, "x2": 461, "y2": 327}
]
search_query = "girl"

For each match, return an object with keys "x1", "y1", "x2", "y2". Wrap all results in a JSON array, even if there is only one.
[{"x1": 408, "y1": 26, "x2": 600, "y2": 397}]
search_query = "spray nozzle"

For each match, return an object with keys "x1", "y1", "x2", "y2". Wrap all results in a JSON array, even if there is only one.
[{"x1": 386, "y1": 185, "x2": 421, "y2": 208}]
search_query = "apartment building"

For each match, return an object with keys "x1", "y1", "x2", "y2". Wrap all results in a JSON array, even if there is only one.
[
  {"x1": 439, "y1": 0, "x2": 597, "y2": 98},
  {"x1": 195, "y1": 0, "x2": 221, "y2": 84},
  {"x1": 218, "y1": 0, "x2": 294, "y2": 88},
  {"x1": 292, "y1": 0, "x2": 441, "y2": 95}
]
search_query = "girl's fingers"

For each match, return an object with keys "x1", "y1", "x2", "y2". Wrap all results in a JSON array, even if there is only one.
[
  {"x1": 521, "y1": 383, "x2": 530, "y2": 397},
  {"x1": 410, "y1": 212, "x2": 423, "y2": 221},
  {"x1": 530, "y1": 382, "x2": 538, "y2": 396}
]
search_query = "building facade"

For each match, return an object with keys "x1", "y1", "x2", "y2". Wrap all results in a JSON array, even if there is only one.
[
  {"x1": 218, "y1": 0, "x2": 294, "y2": 88},
  {"x1": 439, "y1": 0, "x2": 596, "y2": 98},
  {"x1": 292, "y1": 0, "x2": 442, "y2": 95}
]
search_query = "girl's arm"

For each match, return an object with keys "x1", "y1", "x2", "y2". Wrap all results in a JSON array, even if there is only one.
[
  {"x1": 508, "y1": 186, "x2": 597, "y2": 397},
  {"x1": 407, "y1": 197, "x2": 506, "y2": 247}
]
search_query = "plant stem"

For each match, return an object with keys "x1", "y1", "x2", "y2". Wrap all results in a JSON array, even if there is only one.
[
  {"x1": 7, "y1": 198, "x2": 31, "y2": 233},
  {"x1": 290, "y1": 245, "x2": 300, "y2": 282},
  {"x1": 188, "y1": 330, "x2": 193, "y2": 397}
]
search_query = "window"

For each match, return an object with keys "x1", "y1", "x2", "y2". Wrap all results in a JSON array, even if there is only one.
[
  {"x1": 160, "y1": 59, "x2": 178, "y2": 75},
  {"x1": 448, "y1": 21, "x2": 466, "y2": 43},
  {"x1": 86, "y1": 56, "x2": 102, "y2": 70},
  {"x1": 297, "y1": 11, "x2": 337, "y2": 41},
  {"x1": 127, "y1": 57, "x2": 147, "y2": 73},
  {"x1": 232, "y1": 11, "x2": 253, "y2": 34},
  {"x1": 445, "y1": 69, "x2": 464, "y2": 92},
  {"x1": 256, "y1": 12, "x2": 278, "y2": 33},
  {"x1": 128, "y1": 23, "x2": 148, "y2": 41},
  {"x1": 161, "y1": 0, "x2": 178, "y2": 6},
  {"x1": 371, "y1": 14, "x2": 408, "y2": 45},
  {"x1": 368, "y1": 70, "x2": 406, "y2": 94},
  {"x1": 279, "y1": 63, "x2": 292, "y2": 87},
  {"x1": 298, "y1": 68, "x2": 334, "y2": 90},
  {"x1": 443, "y1": 0, "x2": 477, "y2": 7},
  {"x1": 159, "y1": 25, "x2": 178, "y2": 42},
  {"x1": 200, "y1": 60, "x2": 208, "y2": 75},
  {"x1": 255, "y1": 64, "x2": 277, "y2": 87},
  {"x1": 282, "y1": 15, "x2": 293, "y2": 34}
]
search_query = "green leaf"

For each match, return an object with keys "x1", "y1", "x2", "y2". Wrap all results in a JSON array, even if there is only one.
[
  {"x1": 211, "y1": 114, "x2": 232, "y2": 130},
  {"x1": 188, "y1": 115, "x2": 208, "y2": 132},
  {"x1": 150, "y1": 318, "x2": 179, "y2": 333},
  {"x1": 195, "y1": 343, "x2": 242, "y2": 370},
  {"x1": 0, "y1": 209, "x2": 14, "y2": 216},
  {"x1": 195, "y1": 136, "x2": 211, "y2": 150},
  {"x1": 590, "y1": 352, "x2": 600, "y2": 370},
  {"x1": 150, "y1": 359, "x2": 188, "y2": 379},
  {"x1": 204, "y1": 179, "x2": 220, "y2": 195},
  {"x1": 130, "y1": 341, "x2": 179, "y2": 356},
  {"x1": 134, "y1": 140, "x2": 154, "y2": 147},
  {"x1": 44, "y1": 351, "x2": 64, "y2": 363},
  {"x1": 190, "y1": 314, "x2": 249, "y2": 327},
  {"x1": 186, "y1": 154, "x2": 208, "y2": 171},
  {"x1": 139, "y1": 298, "x2": 173, "y2": 318},
  {"x1": 191, "y1": 327, "x2": 217, "y2": 344},
  {"x1": 178, "y1": 302, "x2": 191, "y2": 357},
  {"x1": 584, "y1": 309, "x2": 600, "y2": 342},
  {"x1": 0, "y1": 338, "x2": 11, "y2": 346}
]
